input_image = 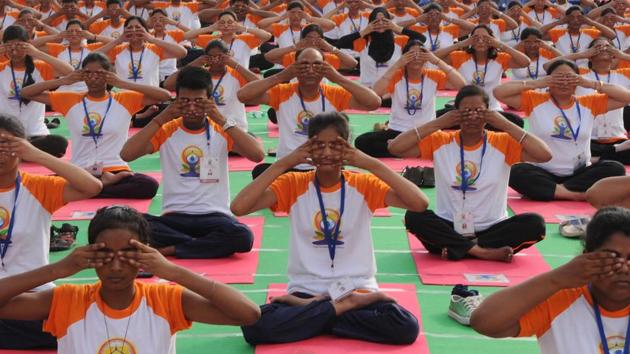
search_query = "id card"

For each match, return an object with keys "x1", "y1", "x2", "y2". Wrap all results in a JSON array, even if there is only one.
[
  {"x1": 573, "y1": 152, "x2": 587, "y2": 170},
  {"x1": 88, "y1": 162, "x2": 104, "y2": 177},
  {"x1": 200, "y1": 155, "x2": 219, "y2": 183},
  {"x1": 328, "y1": 277, "x2": 355, "y2": 302},
  {"x1": 454, "y1": 211, "x2": 475, "y2": 237}
]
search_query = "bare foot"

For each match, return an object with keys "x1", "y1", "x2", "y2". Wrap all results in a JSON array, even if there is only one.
[
  {"x1": 468, "y1": 245, "x2": 513, "y2": 263},
  {"x1": 101, "y1": 171, "x2": 134, "y2": 186},
  {"x1": 554, "y1": 184, "x2": 586, "y2": 201},
  {"x1": 270, "y1": 294, "x2": 326, "y2": 306},
  {"x1": 158, "y1": 246, "x2": 176, "y2": 257},
  {"x1": 332, "y1": 291, "x2": 396, "y2": 315},
  {"x1": 441, "y1": 247, "x2": 449, "y2": 260}
]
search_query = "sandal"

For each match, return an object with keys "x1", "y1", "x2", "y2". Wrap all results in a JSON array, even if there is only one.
[
  {"x1": 50, "y1": 223, "x2": 78, "y2": 252},
  {"x1": 559, "y1": 216, "x2": 590, "y2": 239},
  {"x1": 421, "y1": 167, "x2": 435, "y2": 188},
  {"x1": 402, "y1": 166, "x2": 424, "y2": 188}
]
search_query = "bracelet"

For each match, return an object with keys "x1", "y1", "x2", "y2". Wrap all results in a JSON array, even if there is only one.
[
  {"x1": 518, "y1": 131, "x2": 528, "y2": 144},
  {"x1": 598, "y1": 80, "x2": 604, "y2": 91},
  {"x1": 414, "y1": 126, "x2": 421, "y2": 141}
]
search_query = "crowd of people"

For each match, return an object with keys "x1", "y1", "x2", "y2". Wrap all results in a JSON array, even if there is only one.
[{"x1": 0, "y1": 0, "x2": 629, "y2": 353}]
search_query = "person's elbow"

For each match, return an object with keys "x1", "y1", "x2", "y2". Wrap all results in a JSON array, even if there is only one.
[
  {"x1": 245, "y1": 147, "x2": 265, "y2": 163},
  {"x1": 120, "y1": 145, "x2": 138, "y2": 162},
  {"x1": 387, "y1": 138, "x2": 406, "y2": 157},
  {"x1": 407, "y1": 195, "x2": 429, "y2": 212},
  {"x1": 237, "y1": 88, "x2": 251, "y2": 104},
  {"x1": 586, "y1": 182, "x2": 605, "y2": 209},
  {"x1": 230, "y1": 200, "x2": 249, "y2": 217},
  {"x1": 356, "y1": 93, "x2": 381, "y2": 111},
  {"x1": 172, "y1": 45, "x2": 188, "y2": 59},
  {"x1": 238, "y1": 302, "x2": 262, "y2": 326},
  {"x1": 82, "y1": 176, "x2": 104, "y2": 198},
  {"x1": 154, "y1": 87, "x2": 172, "y2": 101}
]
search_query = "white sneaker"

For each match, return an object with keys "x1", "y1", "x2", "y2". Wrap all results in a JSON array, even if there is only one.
[{"x1": 448, "y1": 294, "x2": 484, "y2": 326}]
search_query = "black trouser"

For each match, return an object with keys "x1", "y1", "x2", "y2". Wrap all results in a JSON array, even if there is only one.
[
  {"x1": 0, "y1": 319, "x2": 56, "y2": 349},
  {"x1": 252, "y1": 163, "x2": 312, "y2": 180},
  {"x1": 145, "y1": 212, "x2": 254, "y2": 259},
  {"x1": 29, "y1": 135, "x2": 68, "y2": 158},
  {"x1": 591, "y1": 140, "x2": 630, "y2": 165},
  {"x1": 355, "y1": 129, "x2": 401, "y2": 158},
  {"x1": 509, "y1": 161, "x2": 626, "y2": 201},
  {"x1": 405, "y1": 210, "x2": 545, "y2": 260},
  {"x1": 241, "y1": 293, "x2": 419, "y2": 345},
  {"x1": 97, "y1": 172, "x2": 159, "y2": 199}
]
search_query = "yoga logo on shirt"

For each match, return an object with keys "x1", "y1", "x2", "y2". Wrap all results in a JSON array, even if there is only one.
[
  {"x1": 8, "y1": 77, "x2": 22, "y2": 100},
  {"x1": 82, "y1": 112, "x2": 103, "y2": 136},
  {"x1": 180, "y1": 145, "x2": 203, "y2": 177},
  {"x1": 127, "y1": 60, "x2": 143, "y2": 79},
  {"x1": 312, "y1": 208, "x2": 344, "y2": 246},
  {"x1": 212, "y1": 86, "x2": 226, "y2": 106},
  {"x1": 97, "y1": 337, "x2": 137, "y2": 354},
  {"x1": 295, "y1": 111, "x2": 313, "y2": 136},
  {"x1": 171, "y1": 10, "x2": 181, "y2": 21},
  {"x1": 599, "y1": 335, "x2": 625, "y2": 354},
  {"x1": 405, "y1": 88, "x2": 422, "y2": 109},
  {"x1": 472, "y1": 70, "x2": 486, "y2": 87},
  {"x1": 550, "y1": 116, "x2": 573, "y2": 140},
  {"x1": 452, "y1": 160, "x2": 479, "y2": 191},
  {"x1": 0, "y1": 207, "x2": 10, "y2": 240},
  {"x1": 111, "y1": 31, "x2": 121, "y2": 39}
]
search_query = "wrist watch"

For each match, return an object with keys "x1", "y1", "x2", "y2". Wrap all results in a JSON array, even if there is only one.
[{"x1": 222, "y1": 118, "x2": 237, "y2": 131}]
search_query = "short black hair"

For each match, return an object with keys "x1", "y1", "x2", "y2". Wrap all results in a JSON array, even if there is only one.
[
  {"x1": 62, "y1": 0, "x2": 78, "y2": 4},
  {"x1": 601, "y1": 8, "x2": 617, "y2": 16},
  {"x1": 308, "y1": 112, "x2": 350, "y2": 140},
  {"x1": 0, "y1": 113, "x2": 26, "y2": 139},
  {"x1": 507, "y1": 1, "x2": 522, "y2": 9},
  {"x1": 424, "y1": 3, "x2": 443, "y2": 12},
  {"x1": 176, "y1": 66, "x2": 213, "y2": 97},
  {"x1": 369, "y1": 7, "x2": 391, "y2": 22},
  {"x1": 565, "y1": 5, "x2": 583, "y2": 16},
  {"x1": 66, "y1": 19, "x2": 84, "y2": 30},
  {"x1": 520, "y1": 27, "x2": 542, "y2": 41},
  {"x1": 82, "y1": 52, "x2": 112, "y2": 71},
  {"x1": 88, "y1": 206, "x2": 150, "y2": 245},
  {"x1": 287, "y1": 1, "x2": 304, "y2": 11},
  {"x1": 124, "y1": 16, "x2": 148, "y2": 30},
  {"x1": 546, "y1": 59, "x2": 579, "y2": 75},
  {"x1": 301, "y1": 23, "x2": 323, "y2": 39},
  {"x1": 106, "y1": 0, "x2": 121, "y2": 6},
  {"x1": 218, "y1": 10, "x2": 237, "y2": 20},
  {"x1": 150, "y1": 8, "x2": 168, "y2": 17},
  {"x1": 454, "y1": 85, "x2": 489, "y2": 109},
  {"x1": 402, "y1": 39, "x2": 424, "y2": 53},
  {"x1": 3, "y1": 24, "x2": 29, "y2": 42},
  {"x1": 204, "y1": 39, "x2": 229, "y2": 54},
  {"x1": 584, "y1": 207, "x2": 630, "y2": 252}
]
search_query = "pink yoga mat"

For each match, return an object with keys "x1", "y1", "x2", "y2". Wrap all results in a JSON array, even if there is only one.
[
  {"x1": 229, "y1": 156, "x2": 258, "y2": 172},
  {"x1": 267, "y1": 121, "x2": 279, "y2": 138},
  {"x1": 408, "y1": 234, "x2": 551, "y2": 287},
  {"x1": 345, "y1": 107, "x2": 391, "y2": 115},
  {"x1": 21, "y1": 141, "x2": 73, "y2": 175},
  {"x1": 146, "y1": 216, "x2": 264, "y2": 284},
  {"x1": 52, "y1": 172, "x2": 162, "y2": 221},
  {"x1": 379, "y1": 158, "x2": 433, "y2": 172},
  {"x1": 256, "y1": 283, "x2": 429, "y2": 354},
  {"x1": 274, "y1": 207, "x2": 390, "y2": 217},
  {"x1": 246, "y1": 105, "x2": 261, "y2": 113},
  {"x1": 0, "y1": 351, "x2": 55, "y2": 353},
  {"x1": 507, "y1": 188, "x2": 596, "y2": 224}
]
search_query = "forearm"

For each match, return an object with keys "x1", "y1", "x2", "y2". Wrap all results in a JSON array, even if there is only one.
[
  {"x1": 499, "y1": 13, "x2": 519, "y2": 29},
  {"x1": 115, "y1": 81, "x2": 170, "y2": 102},
  {"x1": 502, "y1": 44, "x2": 531, "y2": 67},
  {"x1": 257, "y1": 15, "x2": 283, "y2": 29},
  {"x1": 183, "y1": 27, "x2": 210, "y2": 40},
  {"x1": 337, "y1": 75, "x2": 381, "y2": 109},
  {"x1": 0, "y1": 263, "x2": 61, "y2": 307},
  {"x1": 245, "y1": 27, "x2": 271, "y2": 41},
  {"x1": 335, "y1": 50, "x2": 358, "y2": 69},
  {"x1": 366, "y1": 159, "x2": 428, "y2": 211},
  {"x1": 30, "y1": 152, "x2": 101, "y2": 195},
  {"x1": 372, "y1": 66, "x2": 398, "y2": 96},
  {"x1": 437, "y1": 60, "x2": 465, "y2": 88},
  {"x1": 237, "y1": 75, "x2": 280, "y2": 103},
  {"x1": 591, "y1": 21, "x2": 616, "y2": 39},
  {"x1": 599, "y1": 82, "x2": 630, "y2": 103},
  {"x1": 234, "y1": 63, "x2": 260, "y2": 82},
  {"x1": 121, "y1": 119, "x2": 161, "y2": 161},
  {"x1": 93, "y1": 34, "x2": 113, "y2": 43},
  {"x1": 33, "y1": 52, "x2": 74, "y2": 75},
  {"x1": 264, "y1": 46, "x2": 295, "y2": 63},
  {"x1": 226, "y1": 126, "x2": 264, "y2": 162},
  {"x1": 95, "y1": 38, "x2": 121, "y2": 56},
  {"x1": 20, "y1": 78, "x2": 64, "y2": 99},
  {"x1": 540, "y1": 20, "x2": 560, "y2": 34},
  {"x1": 231, "y1": 160, "x2": 287, "y2": 215},
  {"x1": 449, "y1": 17, "x2": 475, "y2": 32},
  {"x1": 434, "y1": 41, "x2": 465, "y2": 59},
  {"x1": 388, "y1": 118, "x2": 444, "y2": 156},
  {"x1": 310, "y1": 17, "x2": 336, "y2": 31},
  {"x1": 151, "y1": 39, "x2": 187, "y2": 59}
]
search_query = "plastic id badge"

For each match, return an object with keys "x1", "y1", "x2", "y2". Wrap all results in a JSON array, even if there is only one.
[
  {"x1": 454, "y1": 211, "x2": 475, "y2": 237},
  {"x1": 88, "y1": 162, "x2": 104, "y2": 177},
  {"x1": 328, "y1": 277, "x2": 356, "y2": 302},
  {"x1": 200, "y1": 155, "x2": 220, "y2": 183}
]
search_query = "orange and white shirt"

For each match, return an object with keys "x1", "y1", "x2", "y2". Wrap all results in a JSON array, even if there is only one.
[
  {"x1": 500, "y1": 17, "x2": 535, "y2": 47},
  {"x1": 0, "y1": 172, "x2": 66, "y2": 291},
  {"x1": 150, "y1": 117, "x2": 234, "y2": 215},
  {"x1": 155, "y1": 30, "x2": 185, "y2": 81},
  {"x1": 126, "y1": 4, "x2": 150, "y2": 21},
  {"x1": 613, "y1": 24, "x2": 630, "y2": 51},
  {"x1": 450, "y1": 51, "x2": 512, "y2": 110},
  {"x1": 518, "y1": 286, "x2": 630, "y2": 354},
  {"x1": 411, "y1": 24, "x2": 460, "y2": 52},
  {"x1": 330, "y1": 12, "x2": 370, "y2": 43},
  {"x1": 46, "y1": 42, "x2": 104, "y2": 92},
  {"x1": 521, "y1": 90, "x2": 608, "y2": 176},
  {"x1": 388, "y1": 7, "x2": 420, "y2": 24},
  {"x1": 526, "y1": 7, "x2": 560, "y2": 26},
  {"x1": 44, "y1": 282, "x2": 192, "y2": 354},
  {"x1": 0, "y1": 60, "x2": 54, "y2": 137},
  {"x1": 270, "y1": 170, "x2": 390, "y2": 295},
  {"x1": 549, "y1": 28, "x2": 600, "y2": 66},
  {"x1": 419, "y1": 130, "x2": 522, "y2": 230},
  {"x1": 386, "y1": 68, "x2": 447, "y2": 132},
  {"x1": 108, "y1": 43, "x2": 167, "y2": 87},
  {"x1": 353, "y1": 35, "x2": 409, "y2": 87},
  {"x1": 471, "y1": 18, "x2": 507, "y2": 39},
  {"x1": 512, "y1": 48, "x2": 558, "y2": 80},
  {"x1": 268, "y1": 83, "x2": 352, "y2": 168},
  {"x1": 89, "y1": 19, "x2": 125, "y2": 39},
  {"x1": 270, "y1": 23, "x2": 303, "y2": 48},
  {"x1": 49, "y1": 91, "x2": 145, "y2": 172},
  {"x1": 576, "y1": 68, "x2": 630, "y2": 142},
  {"x1": 196, "y1": 33, "x2": 262, "y2": 69},
  {"x1": 153, "y1": 1, "x2": 201, "y2": 30},
  {"x1": 79, "y1": 1, "x2": 105, "y2": 18},
  {"x1": 211, "y1": 67, "x2": 249, "y2": 130}
]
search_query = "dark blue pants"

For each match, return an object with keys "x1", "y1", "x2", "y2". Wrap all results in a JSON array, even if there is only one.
[
  {"x1": 145, "y1": 212, "x2": 254, "y2": 259},
  {"x1": 0, "y1": 319, "x2": 56, "y2": 349},
  {"x1": 241, "y1": 293, "x2": 419, "y2": 345}
]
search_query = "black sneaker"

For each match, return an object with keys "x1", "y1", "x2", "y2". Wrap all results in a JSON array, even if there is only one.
[
  {"x1": 451, "y1": 284, "x2": 479, "y2": 298},
  {"x1": 402, "y1": 166, "x2": 424, "y2": 188},
  {"x1": 421, "y1": 167, "x2": 435, "y2": 188}
]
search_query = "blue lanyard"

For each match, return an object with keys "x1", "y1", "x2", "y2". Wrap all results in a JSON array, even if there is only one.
[
  {"x1": 349, "y1": 15, "x2": 362, "y2": 33},
  {"x1": 428, "y1": 31, "x2": 439, "y2": 51},
  {"x1": 0, "y1": 174, "x2": 20, "y2": 267},
  {"x1": 129, "y1": 46, "x2": 145, "y2": 81},
  {"x1": 474, "y1": 58, "x2": 488, "y2": 87},
  {"x1": 615, "y1": 31, "x2": 623, "y2": 50},
  {"x1": 68, "y1": 47, "x2": 85, "y2": 70},
  {"x1": 594, "y1": 71, "x2": 611, "y2": 84},
  {"x1": 528, "y1": 55, "x2": 540, "y2": 79},
  {"x1": 570, "y1": 32, "x2": 581, "y2": 53},
  {"x1": 82, "y1": 94, "x2": 113, "y2": 147},
  {"x1": 211, "y1": 71, "x2": 227, "y2": 106},
  {"x1": 404, "y1": 70, "x2": 424, "y2": 115},
  {"x1": 298, "y1": 87, "x2": 326, "y2": 114},
  {"x1": 590, "y1": 285, "x2": 630, "y2": 354},
  {"x1": 204, "y1": 118, "x2": 212, "y2": 152},
  {"x1": 511, "y1": 25, "x2": 521, "y2": 42},
  {"x1": 552, "y1": 95, "x2": 582, "y2": 142},
  {"x1": 535, "y1": 10, "x2": 545, "y2": 23},
  {"x1": 9, "y1": 64, "x2": 27, "y2": 102},
  {"x1": 314, "y1": 174, "x2": 345, "y2": 269},
  {"x1": 459, "y1": 131, "x2": 487, "y2": 199}
]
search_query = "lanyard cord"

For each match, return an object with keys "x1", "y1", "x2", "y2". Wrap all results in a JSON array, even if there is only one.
[
  {"x1": 594, "y1": 70, "x2": 611, "y2": 84},
  {"x1": 298, "y1": 86, "x2": 326, "y2": 114},
  {"x1": 473, "y1": 53, "x2": 489, "y2": 87},
  {"x1": 459, "y1": 132, "x2": 487, "y2": 200},
  {"x1": 590, "y1": 284, "x2": 630, "y2": 354},
  {"x1": 0, "y1": 174, "x2": 20, "y2": 268},
  {"x1": 82, "y1": 94, "x2": 113, "y2": 148},
  {"x1": 528, "y1": 55, "x2": 540, "y2": 79},
  {"x1": 551, "y1": 95, "x2": 582, "y2": 142},
  {"x1": 68, "y1": 47, "x2": 85, "y2": 70},
  {"x1": 404, "y1": 68, "x2": 424, "y2": 115},
  {"x1": 211, "y1": 71, "x2": 227, "y2": 105},
  {"x1": 314, "y1": 174, "x2": 345, "y2": 269},
  {"x1": 570, "y1": 31, "x2": 581, "y2": 53},
  {"x1": 128, "y1": 45, "x2": 145, "y2": 81}
]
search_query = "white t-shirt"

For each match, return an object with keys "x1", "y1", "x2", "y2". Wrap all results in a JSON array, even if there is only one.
[
  {"x1": 353, "y1": 35, "x2": 408, "y2": 87},
  {"x1": 155, "y1": 30, "x2": 185, "y2": 81},
  {"x1": 521, "y1": 90, "x2": 608, "y2": 176},
  {"x1": 46, "y1": 43, "x2": 104, "y2": 92},
  {"x1": 89, "y1": 19, "x2": 125, "y2": 39},
  {"x1": 49, "y1": 91, "x2": 145, "y2": 172},
  {"x1": 511, "y1": 48, "x2": 557, "y2": 80},
  {"x1": 412, "y1": 24, "x2": 460, "y2": 52},
  {"x1": 270, "y1": 23, "x2": 303, "y2": 49},
  {"x1": 150, "y1": 117, "x2": 234, "y2": 215},
  {"x1": 196, "y1": 33, "x2": 262, "y2": 69},
  {"x1": 500, "y1": 17, "x2": 534, "y2": 47},
  {"x1": 526, "y1": 8, "x2": 560, "y2": 26},
  {"x1": 108, "y1": 43, "x2": 166, "y2": 87},
  {"x1": 330, "y1": 12, "x2": 369, "y2": 42},
  {"x1": 0, "y1": 11, "x2": 17, "y2": 31},
  {"x1": 270, "y1": 170, "x2": 390, "y2": 295},
  {"x1": 156, "y1": 2, "x2": 201, "y2": 30},
  {"x1": 419, "y1": 130, "x2": 523, "y2": 231},
  {"x1": 211, "y1": 67, "x2": 248, "y2": 131},
  {"x1": 549, "y1": 27, "x2": 600, "y2": 67}
]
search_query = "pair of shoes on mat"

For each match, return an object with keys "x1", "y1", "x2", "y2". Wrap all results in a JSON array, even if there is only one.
[
  {"x1": 402, "y1": 166, "x2": 435, "y2": 188},
  {"x1": 559, "y1": 216, "x2": 591, "y2": 238},
  {"x1": 448, "y1": 284, "x2": 483, "y2": 326},
  {"x1": 50, "y1": 223, "x2": 78, "y2": 252}
]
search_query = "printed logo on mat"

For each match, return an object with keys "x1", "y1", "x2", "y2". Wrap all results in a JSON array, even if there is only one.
[{"x1": 464, "y1": 274, "x2": 509, "y2": 283}]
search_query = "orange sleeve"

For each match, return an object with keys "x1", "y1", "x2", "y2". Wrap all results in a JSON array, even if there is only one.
[
  {"x1": 167, "y1": 30, "x2": 185, "y2": 43},
  {"x1": 419, "y1": 130, "x2": 455, "y2": 161},
  {"x1": 394, "y1": 35, "x2": 409, "y2": 48},
  {"x1": 521, "y1": 90, "x2": 549, "y2": 116},
  {"x1": 518, "y1": 288, "x2": 584, "y2": 338},
  {"x1": 618, "y1": 24, "x2": 630, "y2": 36},
  {"x1": 196, "y1": 34, "x2": 215, "y2": 49},
  {"x1": 148, "y1": 43, "x2": 165, "y2": 60},
  {"x1": 548, "y1": 28, "x2": 565, "y2": 43},
  {"x1": 34, "y1": 61, "x2": 54, "y2": 81},
  {"x1": 44, "y1": 284, "x2": 94, "y2": 338},
  {"x1": 108, "y1": 44, "x2": 127, "y2": 63},
  {"x1": 487, "y1": 131, "x2": 522, "y2": 166},
  {"x1": 410, "y1": 24, "x2": 426, "y2": 34},
  {"x1": 332, "y1": 13, "x2": 346, "y2": 26},
  {"x1": 387, "y1": 69, "x2": 404, "y2": 94},
  {"x1": 247, "y1": 14, "x2": 262, "y2": 24},
  {"x1": 582, "y1": 28, "x2": 600, "y2": 39},
  {"x1": 151, "y1": 119, "x2": 181, "y2": 152},
  {"x1": 407, "y1": 8, "x2": 420, "y2": 17},
  {"x1": 353, "y1": 38, "x2": 367, "y2": 52},
  {"x1": 282, "y1": 52, "x2": 296, "y2": 67},
  {"x1": 49, "y1": 91, "x2": 82, "y2": 116},
  {"x1": 325, "y1": 52, "x2": 341, "y2": 69},
  {"x1": 548, "y1": 7, "x2": 560, "y2": 18},
  {"x1": 268, "y1": 83, "x2": 296, "y2": 110},
  {"x1": 46, "y1": 43, "x2": 66, "y2": 57},
  {"x1": 145, "y1": 284, "x2": 192, "y2": 334},
  {"x1": 152, "y1": 2, "x2": 169, "y2": 9},
  {"x1": 323, "y1": 84, "x2": 352, "y2": 111},
  {"x1": 113, "y1": 91, "x2": 145, "y2": 115},
  {"x1": 271, "y1": 23, "x2": 289, "y2": 38},
  {"x1": 346, "y1": 171, "x2": 391, "y2": 212},
  {"x1": 424, "y1": 68, "x2": 447, "y2": 90},
  {"x1": 229, "y1": 67, "x2": 248, "y2": 87},
  {"x1": 238, "y1": 33, "x2": 262, "y2": 49},
  {"x1": 616, "y1": 68, "x2": 630, "y2": 80},
  {"x1": 540, "y1": 47, "x2": 557, "y2": 60},
  {"x1": 269, "y1": 171, "x2": 313, "y2": 212},
  {"x1": 89, "y1": 20, "x2": 109, "y2": 34},
  {"x1": 185, "y1": 2, "x2": 199, "y2": 12},
  {"x1": 578, "y1": 93, "x2": 608, "y2": 116},
  {"x1": 450, "y1": 7, "x2": 465, "y2": 16},
  {"x1": 496, "y1": 52, "x2": 511, "y2": 71},
  {"x1": 444, "y1": 24, "x2": 460, "y2": 38},
  {"x1": 86, "y1": 42, "x2": 106, "y2": 51},
  {"x1": 449, "y1": 51, "x2": 470, "y2": 69},
  {"x1": 493, "y1": 19, "x2": 506, "y2": 32},
  {"x1": 21, "y1": 172, "x2": 67, "y2": 213}
]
